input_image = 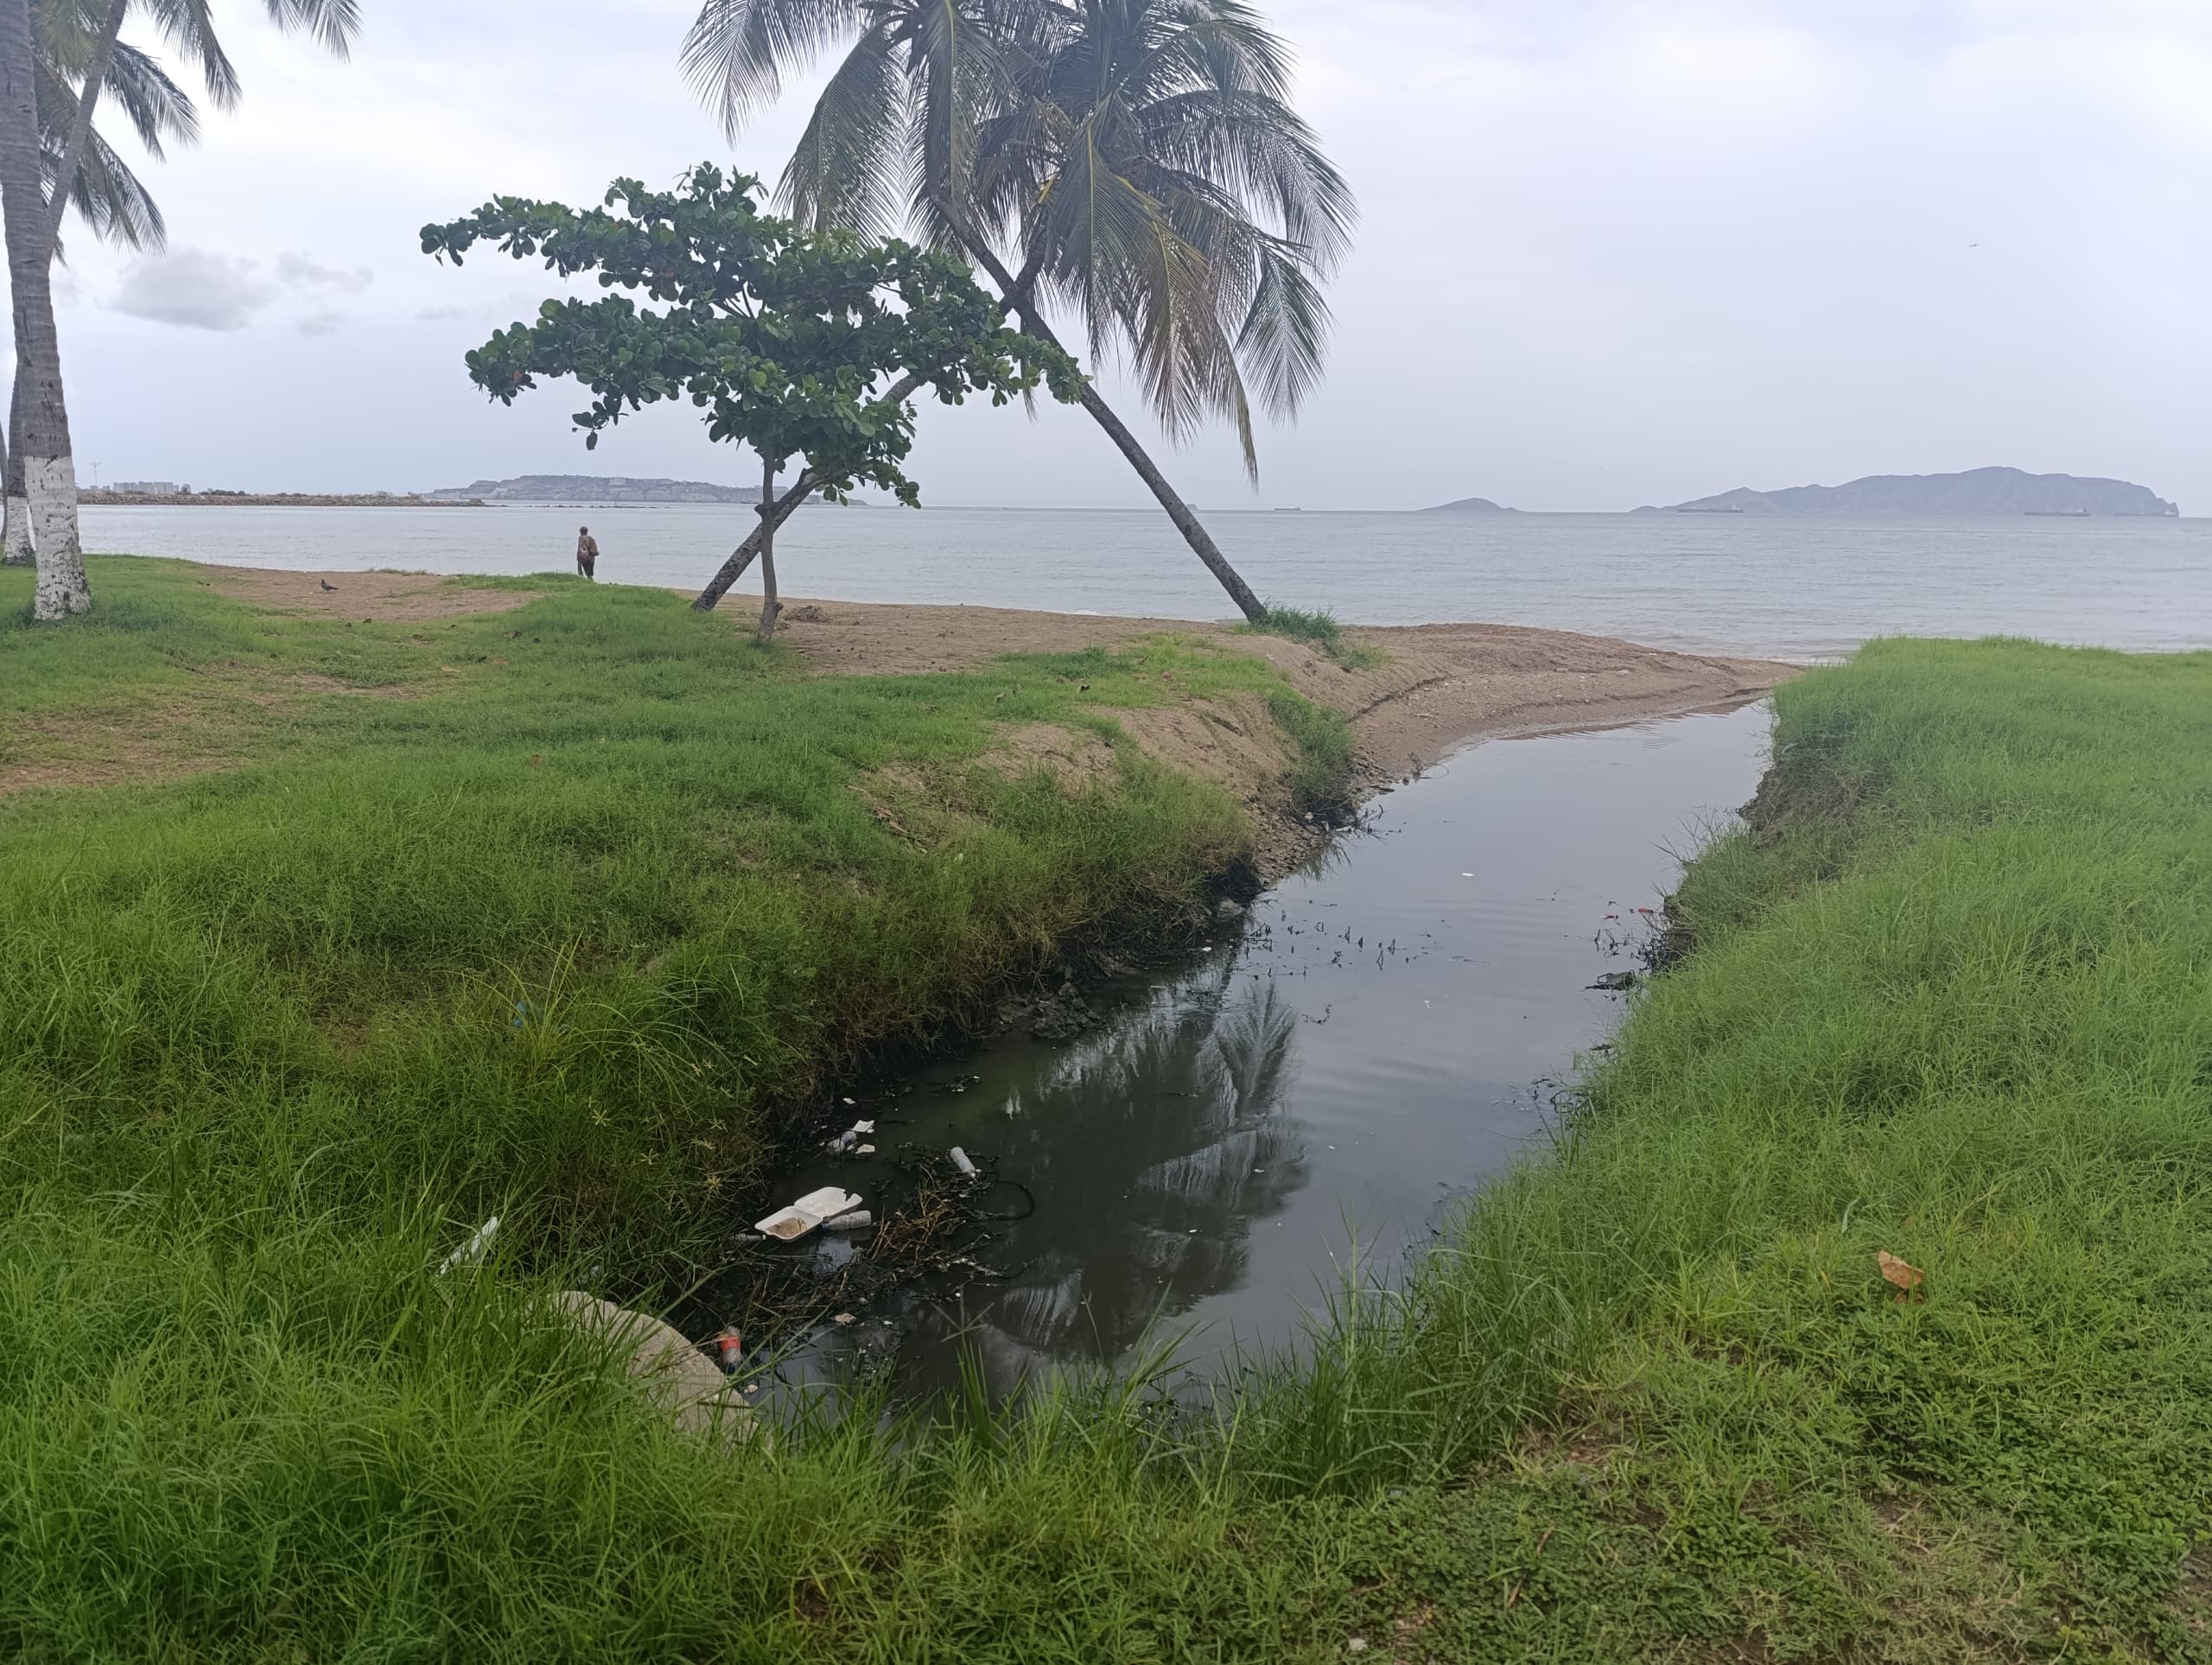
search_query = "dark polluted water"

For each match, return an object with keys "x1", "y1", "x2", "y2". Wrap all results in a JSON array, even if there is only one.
[{"x1": 728, "y1": 702, "x2": 1774, "y2": 1407}]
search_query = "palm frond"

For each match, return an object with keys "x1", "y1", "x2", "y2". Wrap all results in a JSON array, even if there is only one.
[
  {"x1": 905, "y1": 0, "x2": 1010, "y2": 216},
  {"x1": 1137, "y1": 86, "x2": 1352, "y2": 269},
  {"x1": 41, "y1": 106, "x2": 167, "y2": 252},
  {"x1": 32, "y1": 51, "x2": 171, "y2": 250},
  {"x1": 1234, "y1": 235, "x2": 1330, "y2": 421},
  {"x1": 99, "y1": 41, "x2": 200, "y2": 159},
  {"x1": 683, "y1": 0, "x2": 872, "y2": 137},
  {"x1": 258, "y1": 0, "x2": 361, "y2": 57},
  {"x1": 780, "y1": 23, "x2": 916, "y2": 237},
  {"x1": 135, "y1": 0, "x2": 242, "y2": 109}
]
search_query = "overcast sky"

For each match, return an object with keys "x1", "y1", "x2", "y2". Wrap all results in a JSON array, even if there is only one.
[{"x1": 40, "y1": 0, "x2": 2212, "y2": 510}]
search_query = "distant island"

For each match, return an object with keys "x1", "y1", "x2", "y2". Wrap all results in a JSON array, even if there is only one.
[
  {"x1": 80, "y1": 486, "x2": 476, "y2": 508},
  {"x1": 1637, "y1": 467, "x2": 2177, "y2": 518},
  {"x1": 426, "y1": 473, "x2": 764, "y2": 505},
  {"x1": 1421, "y1": 495, "x2": 1517, "y2": 513}
]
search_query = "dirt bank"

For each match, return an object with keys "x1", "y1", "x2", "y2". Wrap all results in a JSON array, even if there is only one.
[
  {"x1": 166, "y1": 569, "x2": 1796, "y2": 857},
  {"x1": 734, "y1": 597, "x2": 1794, "y2": 876},
  {"x1": 757, "y1": 596, "x2": 1791, "y2": 767}
]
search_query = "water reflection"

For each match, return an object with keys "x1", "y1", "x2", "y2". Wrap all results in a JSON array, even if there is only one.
[
  {"x1": 744, "y1": 702, "x2": 1775, "y2": 1402},
  {"x1": 794, "y1": 963, "x2": 1316, "y2": 1395}
]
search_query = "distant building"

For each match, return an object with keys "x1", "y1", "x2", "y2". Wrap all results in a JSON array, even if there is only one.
[{"x1": 114, "y1": 480, "x2": 180, "y2": 495}]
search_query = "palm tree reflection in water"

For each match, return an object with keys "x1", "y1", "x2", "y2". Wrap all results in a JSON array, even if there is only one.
[{"x1": 896, "y1": 964, "x2": 1312, "y2": 1398}]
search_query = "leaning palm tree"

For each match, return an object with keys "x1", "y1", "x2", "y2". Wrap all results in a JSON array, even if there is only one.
[
  {"x1": 2, "y1": 1, "x2": 196, "y2": 567},
  {"x1": 682, "y1": 0, "x2": 1353, "y2": 621},
  {"x1": 0, "y1": 0, "x2": 359, "y2": 619}
]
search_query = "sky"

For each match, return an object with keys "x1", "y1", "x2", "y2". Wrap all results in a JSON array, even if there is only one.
[{"x1": 39, "y1": 0, "x2": 2212, "y2": 511}]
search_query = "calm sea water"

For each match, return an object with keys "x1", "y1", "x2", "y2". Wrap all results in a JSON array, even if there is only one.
[{"x1": 83, "y1": 504, "x2": 2209, "y2": 661}]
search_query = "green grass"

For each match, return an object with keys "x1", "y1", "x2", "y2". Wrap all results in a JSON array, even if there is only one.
[
  {"x1": 1248, "y1": 637, "x2": 2212, "y2": 1659},
  {"x1": 1241, "y1": 603, "x2": 1386, "y2": 669},
  {"x1": 3, "y1": 592, "x2": 2209, "y2": 1661},
  {"x1": 0, "y1": 557, "x2": 1351, "y2": 1258},
  {"x1": 0, "y1": 556, "x2": 1363, "y2": 1656}
]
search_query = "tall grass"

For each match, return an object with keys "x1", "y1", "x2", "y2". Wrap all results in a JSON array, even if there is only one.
[
  {"x1": 1221, "y1": 638, "x2": 2212, "y2": 1657},
  {"x1": 3, "y1": 581, "x2": 2208, "y2": 1659},
  {"x1": 1241, "y1": 604, "x2": 1384, "y2": 669}
]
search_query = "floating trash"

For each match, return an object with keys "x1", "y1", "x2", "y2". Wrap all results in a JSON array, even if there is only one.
[{"x1": 753, "y1": 1186, "x2": 862, "y2": 1242}]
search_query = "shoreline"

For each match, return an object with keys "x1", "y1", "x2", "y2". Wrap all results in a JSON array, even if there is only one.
[{"x1": 80, "y1": 492, "x2": 486, "y2": 508}]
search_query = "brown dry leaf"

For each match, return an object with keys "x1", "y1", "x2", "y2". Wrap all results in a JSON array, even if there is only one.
[{"x1": 1878, "y1": 1250, "x2": 1927, "y2": 1302}]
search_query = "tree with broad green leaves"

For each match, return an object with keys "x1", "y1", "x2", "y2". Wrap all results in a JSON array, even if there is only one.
[
  {"x1": 422, "y1": 164, "x2": 1084, "y2": 641},
  {"x1": 681, "y1": 0, "x2": 1356, "y2": 623}
]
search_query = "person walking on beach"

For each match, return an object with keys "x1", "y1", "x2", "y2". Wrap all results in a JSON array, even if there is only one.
[{"x1": 575, "y1": 524, "x2": 600, "y2": 580}]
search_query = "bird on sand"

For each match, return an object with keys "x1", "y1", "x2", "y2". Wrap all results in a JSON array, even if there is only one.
[{"x1": 319, "y1": 579, "x2": 338, "y2": 592}]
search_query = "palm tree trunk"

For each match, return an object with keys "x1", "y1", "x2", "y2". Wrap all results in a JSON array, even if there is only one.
[
  {"x1": 0, "y1": 410, "x2": 28, "y2": 566},
  {"x1": 0, "y1": 0, "x2": 123, "y2": 588},
  {"x1": 755, "y1": 453, "x2": 781, "y2": 644},
  {"x1": 930, "y1": 202, "x2": 1265, "y2": 623},
  {"x1": 693, "y1": 467, "x2": 814, "y2": 611},
  {"x1": 1065, "y1": 383, "x2": 1264, "y2": 621},
  {"x1": 0, "y1": 0, "x2": 88, "y2": 618}
]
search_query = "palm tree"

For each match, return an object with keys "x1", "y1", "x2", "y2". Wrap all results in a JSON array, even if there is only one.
[
  {"x1": 683, "y1": 0, "x2": 1354, "y2": 621},
  {"x1": 0, "y1": 0, "x2": 359, "y2": 619},
  {"x1": 2, "y1": 0, "x2": 195, "y2": 566}
]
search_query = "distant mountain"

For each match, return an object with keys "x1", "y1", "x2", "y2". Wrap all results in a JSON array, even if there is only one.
[
  {"x1": 426, "y1": 473, "x2": 761, "y2": 505},
  {"x1": 1421, "y1": 495, "x2": 1517, "y2": 513},
  {"x1": 1637, "y1": 467, "x2": 2177, "y2": 517}
]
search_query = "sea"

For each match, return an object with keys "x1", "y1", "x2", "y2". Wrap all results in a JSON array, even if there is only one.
[{"x1": 79, "y1": 504, "x2": 2211, "y2": 661}]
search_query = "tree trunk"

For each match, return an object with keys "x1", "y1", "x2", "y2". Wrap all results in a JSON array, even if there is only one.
[
  {"x1": 755, "y1": 454, "x2": 781, "y2": 645},
  {"x1": 0, "y1": 407, "x2": 26, "y2": 566},
  {"x1": 929, "y1": 199, "x2": 1266, "y2": 623},
  {"x1": 692, "y1": 362, "x2": 947, "y2": 612},
  {"x1": 0, "y1": 0, "x2": 122, "y2": 579},
  {"x1": 0, "y1": 0, "x2": 87, "y2": 618},
  {"x1": 1067, "y1": 383, "x2": 1264, "y2": 621},
  {"x1": 694, "y1": 467, "x2": 813, "y2": 611}
]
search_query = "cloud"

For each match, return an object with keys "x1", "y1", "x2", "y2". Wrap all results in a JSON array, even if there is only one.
[
  {"x1": 415, "y1": 303, "x2": 474, "y2": 321},
  {"x1": 296, "y1": 309, "x2": 350, "y2": 336},
  {"x1": 111, "y1": 250, "x2": 279, "y2": 331},
  {"x1": 276, "y1": 252, "x2": 374, "y2": 294}
]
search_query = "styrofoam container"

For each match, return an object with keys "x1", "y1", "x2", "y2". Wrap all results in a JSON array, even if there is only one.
[{"x1": 753, "y1": 1186, "x2": 862, "y2": 1242}]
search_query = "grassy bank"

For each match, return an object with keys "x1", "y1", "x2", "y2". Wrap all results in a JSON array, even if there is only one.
[
  {"x1": 4, "y1": 593, "x2": 2209, "y2": 1661},
  {"x1": 0, "y1": 557, "x2": 1351, "y2": 1656}
]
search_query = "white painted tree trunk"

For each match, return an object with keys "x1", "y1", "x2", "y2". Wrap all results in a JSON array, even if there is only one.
[
  {"x1": 1, "y1": 0, "x2": 91, "y2": 619},
  {"x1": 2, "y1": 389, "x2": 27, "y2": 564},
  {"x1": 27, "y1": 454, "x2": 85, "y2": 614},
  {"x1": 2, "y1": 490, "x2": 33, "y2": 565}
]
